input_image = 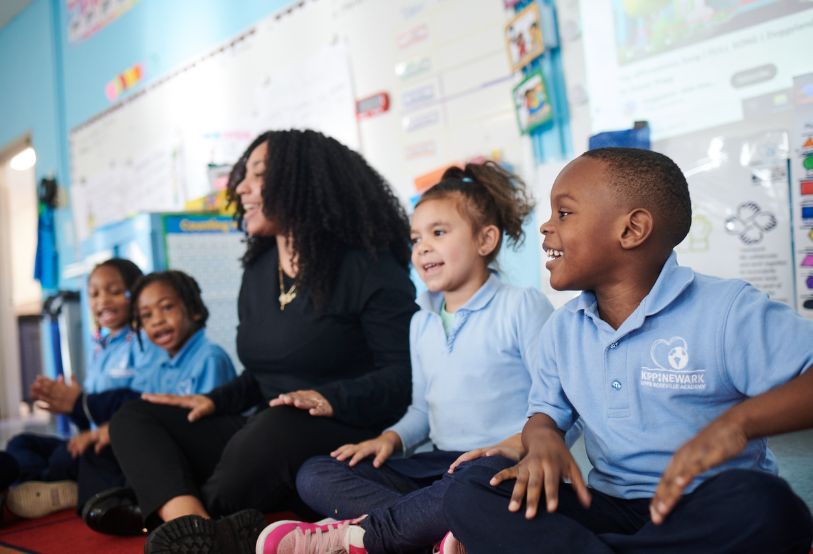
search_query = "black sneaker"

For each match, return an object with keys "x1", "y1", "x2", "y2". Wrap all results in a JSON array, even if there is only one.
[{"x1": 144, "y1": 509, "x2": 266, "y2": 554}]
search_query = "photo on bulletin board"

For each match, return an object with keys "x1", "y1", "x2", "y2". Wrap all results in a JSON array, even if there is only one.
[
  {"x1": 512, "y1": 70, "x2": 553, "y2": 134},
  {"x1": 504, "y1": 3, "x2": 544, "y2": 72}
]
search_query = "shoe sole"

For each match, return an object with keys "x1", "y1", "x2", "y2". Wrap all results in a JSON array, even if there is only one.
[
  {"x1": 6, "y1": 480, "x2": 78, "y2": 519},
  {"x1": 147, "y1": 510, "x2": 266, "y2": 554},
  {"x1": 146, "y1": 516, "x2": 221, "y2": 554}
]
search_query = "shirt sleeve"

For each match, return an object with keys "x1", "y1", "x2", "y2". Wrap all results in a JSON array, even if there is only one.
[
  {"x1": 189, "y1": 348, "x2": 238, "y2": 395},
  {"x1": 722, "y1": 284, "x2": 813, "y2": 396},
  {"x1": 315, "y1": 255, "x2": 417, "y2": 429},
  {"x1": 526, "y1": 315, "x2": 579, "y2": 432},
  {"x1": 386, "y1": 314, "x2": 431, "y2": 452}
]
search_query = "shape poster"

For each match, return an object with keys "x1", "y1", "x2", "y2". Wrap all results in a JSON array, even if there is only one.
[
  {"x1": 791, "y1": 73, "x2": 813, "y2": 318},
  {"x1": 667, "y1": 129, "x2": 795, "y2": 307}
]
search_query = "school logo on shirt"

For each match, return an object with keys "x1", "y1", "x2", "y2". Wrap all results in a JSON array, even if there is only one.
[{"x1": 640, "y1": 336, "x2": 706, "y2": 391}]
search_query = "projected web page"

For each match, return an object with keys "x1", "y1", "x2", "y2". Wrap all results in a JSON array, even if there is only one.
[{"x1": 581, "y1": 0, "x2": 813, "y2": 140}]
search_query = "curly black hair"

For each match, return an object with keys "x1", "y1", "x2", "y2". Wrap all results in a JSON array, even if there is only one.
[
  {"x1": 582, "y1": 147, "x2": 691, "y2": 248},
  {"x1": 226, "y1": 129, "x2": 411, "y2": 306},
  {"x1": 131, "y1": 270, "x2": 209, "y2": 340},
  {"x1": 417, "y1": 161, "x2": 535, "y2": 264}
]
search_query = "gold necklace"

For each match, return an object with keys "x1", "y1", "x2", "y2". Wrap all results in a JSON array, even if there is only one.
[{"x1": 278, "y1": 264, "x2": 297, "y2": 311}]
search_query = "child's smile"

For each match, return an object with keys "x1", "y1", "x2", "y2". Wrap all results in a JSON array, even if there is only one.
[
  {"x1": 410, "y1": 196, "x2": 491, "y2": 311},
  {"x1": 544, "y1": 247, "x2": 563, "y2": 267},
  {"x1": 540, "y1": 157, "x2": 626, "y2": 292},
  {"x1": 88, "y1": 265, "x2": 131, "y2": 332},
  {"x1": 137, "y1": 281, "x2": 198, "y2": 357}
]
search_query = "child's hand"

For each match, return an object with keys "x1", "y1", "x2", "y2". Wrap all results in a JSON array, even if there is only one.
[
  {"x1": 270, "y1": 389, "x2": 334, "y2": 417},
  {"x1": 650, "y1": 416, "x2": 747, "y2": 525},
  {"x1": 331, "y1": 431, "x2": 402, "y2": 468},
  {"x1": 93, "y1": 424, "x2": 112, "y2": 454},
  {"x1": 490, "y1": 419, "x2": 590, "y2": 519},
  {"x1": 448, "y1": 433, "x2": 525, "y2": 473},
  {"x1": 67, "y1": 430, "x2": 96, "y2": 458},
  {"x1": 142, "y1": 393, "x2": 215, "y2": 422},
  {"x1": 31, "y1": 375, "x2": 82, "y2": 414}
]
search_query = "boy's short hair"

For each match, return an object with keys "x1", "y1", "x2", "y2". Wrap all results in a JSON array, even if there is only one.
[
  {"x1": 582, "y1": 147, "x2": 691, "y2": 248},
  {"x1": 132, "y1": 270, "x2": 209, "y2": 331}
]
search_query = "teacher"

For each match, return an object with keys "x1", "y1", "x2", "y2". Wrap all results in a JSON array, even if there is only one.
[{"x1": 100, "y1": 130, "x2": 417, "y2": 552}]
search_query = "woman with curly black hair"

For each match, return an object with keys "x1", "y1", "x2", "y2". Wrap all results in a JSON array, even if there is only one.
[{"x1": 97, "y1": 130, "x2": 417, "y2": 553}]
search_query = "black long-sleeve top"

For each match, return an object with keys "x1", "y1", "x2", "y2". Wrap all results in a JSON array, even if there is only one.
[{"x1": 207, "y1": 246, "x2": 417, "y2": 430}]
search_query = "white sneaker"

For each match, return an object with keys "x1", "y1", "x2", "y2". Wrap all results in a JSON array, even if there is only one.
[{"x1": 6, "y1": 480, "x2": 78, "y2": 518}]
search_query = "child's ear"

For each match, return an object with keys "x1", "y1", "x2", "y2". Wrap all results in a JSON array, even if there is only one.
[
  {"x1": 191, "y1": 312, "x2": 203, "y2": 323},
  {"x1": 619, "y1": 208, "x2": 653, "y2": 249},
  {"x1": 477, "y1": 224, "x2": 501, "y2": 257}
]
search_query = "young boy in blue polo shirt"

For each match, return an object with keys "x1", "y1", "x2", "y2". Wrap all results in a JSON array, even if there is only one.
[{"x1": 442, "y1": 147, "x2": 813, "y2": 553}]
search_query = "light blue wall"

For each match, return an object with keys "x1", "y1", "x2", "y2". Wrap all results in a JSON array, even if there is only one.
[{"x1": 0, "y1": 0, "x2": 294, "y2": 286}]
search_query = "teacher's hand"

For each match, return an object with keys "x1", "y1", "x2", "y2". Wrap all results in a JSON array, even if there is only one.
[
  {"x1": 270, "y1": 389, "x2": 333, "y2": 417},
  {"x1": 142, "y1": 393, "x2": 215, "y2": 422}
]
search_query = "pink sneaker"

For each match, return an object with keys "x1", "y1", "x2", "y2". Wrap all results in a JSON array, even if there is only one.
[
  {"x1": 435, "y1": 531, "x2": 466, "y2": 554},
  {"x1": 256, "y1": 518, "x2": 367, "y2": 554}
]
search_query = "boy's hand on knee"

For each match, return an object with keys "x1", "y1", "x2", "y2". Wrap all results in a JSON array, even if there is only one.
[
  {"x1": 651, "y1": 416, "x2": 747, "y2": 525},
  {"x1": 490, "y1": 439, "x2": 589, "y2": 520},
  {"x1": 331, "y1": 431, "x2": 402, "y2": 468}
]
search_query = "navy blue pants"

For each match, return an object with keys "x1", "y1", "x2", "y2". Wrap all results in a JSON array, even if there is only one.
[
  {"x1": 5, "y1": 433, "x2": 77, "y2": 483},
  {"x1": 444, "y1": 457, "x2": 813, "y2": 554},
  {"x1": 297, "y1": 451, "x2": 463, "y2": 553}
]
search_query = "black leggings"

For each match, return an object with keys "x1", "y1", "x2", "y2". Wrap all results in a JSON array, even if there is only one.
[{"x1": 109, "y1": 400, "x2": 377, "y2": 520}]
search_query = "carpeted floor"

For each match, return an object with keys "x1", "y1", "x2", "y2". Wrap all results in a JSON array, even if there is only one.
[{"x1": 0, "y1": 509, "x2": 145, "y2": 553}]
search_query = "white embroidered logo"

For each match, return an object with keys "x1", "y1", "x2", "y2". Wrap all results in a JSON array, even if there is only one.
[{"x1": 640, "y1": 336, "x2": 706, "y2": 391}]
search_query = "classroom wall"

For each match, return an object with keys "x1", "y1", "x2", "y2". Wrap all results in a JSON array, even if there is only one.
[
  {"x1": 1, "y1": 0, "x2": 544, "y2": 291},
  {"x1": 0, "y1": 0, "x2": 296, "y2": 285}
]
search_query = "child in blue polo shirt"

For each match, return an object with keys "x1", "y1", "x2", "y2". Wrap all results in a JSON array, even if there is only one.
[
  {"x1": 1, "y1": 258, "x2": 161, "y2": 519},
  {"x1": 256, "y1": 161, "x2": 572, "y2": 554},
  {"x1": 440, "y1": 147, "x2": 813, "y2": 553},
  {"x1": 30, "y1": 269, "x2": 236, "y2": 528}
]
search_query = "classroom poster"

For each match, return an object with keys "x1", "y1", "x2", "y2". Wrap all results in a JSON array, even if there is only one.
[
  {"x1": 790, "y1": 73, "x2": 813, "y2": 318},
  {"x1": 670, "y1": 130, "x2": 795, "y2": 307}
]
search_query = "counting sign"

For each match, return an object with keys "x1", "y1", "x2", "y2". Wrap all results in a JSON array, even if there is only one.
[{"x1": 356, "y1": 92, "x2": 390, "y2": 119}]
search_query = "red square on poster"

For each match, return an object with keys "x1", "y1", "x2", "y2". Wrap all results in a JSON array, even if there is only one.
[{"x1": 802, "y1": 180, "x2": 813, "y2": 196}]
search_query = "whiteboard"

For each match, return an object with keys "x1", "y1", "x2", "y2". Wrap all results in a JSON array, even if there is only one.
[{"x1": 69, "y1": 0, "x2": 531, "y2": 247}]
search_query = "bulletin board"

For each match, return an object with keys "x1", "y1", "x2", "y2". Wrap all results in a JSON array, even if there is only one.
[{"x1": 69, "y1": 0, "x2": 531, "y2": 246}]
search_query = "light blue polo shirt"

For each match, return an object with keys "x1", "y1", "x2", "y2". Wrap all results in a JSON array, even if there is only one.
[
  {"x1": 389, "y1": 273, "x2": 555, "y2": 452},
  {"x1": 83, "y1": 329, "x2": 163, "y2": 393},
  {"x1": 130, "y1": 328, "x2": 236, "y2": 395},
  {"x1": 528, "y1": 251, "x2": 813, "y2": 499}
]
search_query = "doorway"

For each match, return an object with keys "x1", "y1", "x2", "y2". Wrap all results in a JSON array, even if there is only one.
[{"x1": 0, "y1": 136, "x2": 43, "y2": 422}]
